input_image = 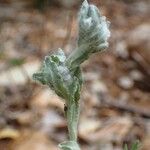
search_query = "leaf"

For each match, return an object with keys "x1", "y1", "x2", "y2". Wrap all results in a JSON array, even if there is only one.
[
  {"x1": 131, "y1": 141, "x2": 140, "y2": 150},
  {"x1": 123, "y1": 141, "x2": 141, "y2": 150},
  {"x1": 9, "y1": 58, "x2": 25, "y2": 66},
  {"x1": 33, "y1": 49, "x2": 82, "y2": 102},
  {"x1": 0, "y1": 128, "x2": 20, "y2": 139},
  {"x1": 59, "y1": 141, "x2": 80, "y2": 150},
  {"x1": 124, "y1": 144, "x2": 128, "y2": 150}
]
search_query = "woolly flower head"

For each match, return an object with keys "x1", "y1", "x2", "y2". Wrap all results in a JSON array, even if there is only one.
[
  {"x1": 78, "y1": 0, "x2": 110, "y2": 52},
  {"x1": 66, "y1": 0, "x2": 111, "y2": 69}
]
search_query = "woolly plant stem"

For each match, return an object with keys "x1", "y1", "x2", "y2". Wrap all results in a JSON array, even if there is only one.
[{"x1": 66, "y1": 100, "x2": 80, "y2": 141}]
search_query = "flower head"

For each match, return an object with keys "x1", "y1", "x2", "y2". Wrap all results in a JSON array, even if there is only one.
[
  {"x1": 66, "y1": 0, "x2": 110, "y2": 69},
  {"x1": 78, "y1": 0, "x2": 110, "y2": 52}
]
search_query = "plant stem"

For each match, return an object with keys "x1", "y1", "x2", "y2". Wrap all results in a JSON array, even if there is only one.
[
  {"x1": 66, "y1": 45, "x2": 89, "y2": 70},
  {"x1": 66, "y1": 99, "x2": 80, "y2": 141}
]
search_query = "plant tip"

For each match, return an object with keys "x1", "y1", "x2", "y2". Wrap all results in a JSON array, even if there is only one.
[{"x1": 82, "y1": 0, "x2": 89, "y2": 6}]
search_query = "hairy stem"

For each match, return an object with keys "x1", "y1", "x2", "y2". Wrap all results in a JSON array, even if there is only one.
[
  {"x1": 66, "y1": 99, "x2": 80, "y2": 141},
  {"x1": 66, "y1": 45, "x2": 89, "y2": 70}
]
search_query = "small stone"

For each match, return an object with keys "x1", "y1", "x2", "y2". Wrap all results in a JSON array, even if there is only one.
[
  {"x1": 129, "y1": 70, "x2": 143, "y2": 80},
  {"x1": 83, "y1": 72, "x2": 100, "y2": 81},
  {"x1": 118, "y1": 76, "x2": 134, "y2": 89},
  {"x1": 115, "y1": 41, "x2": 129, "y2": 59},
  {"x1": 91, "y1": 80, "x2": 108, "y2": 93}
]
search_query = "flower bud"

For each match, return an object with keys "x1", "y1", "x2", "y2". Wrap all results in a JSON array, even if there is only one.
[
  {"x1": 78, "y1": 0, "x2": 110, "y2": 51},
  {"x1": 66, "y1": 0, "x2": 110, "y2": 69}
]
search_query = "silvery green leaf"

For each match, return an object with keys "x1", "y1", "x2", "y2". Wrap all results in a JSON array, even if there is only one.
[
  {"x1": 59, "y1": 141, "x2": 80, "y2": 150},
  {"x1": 33, "y1": 49, "x2": 82, "y2": 101},
  {"x1": 66, "y1": 0, "x2": 110, "y2": 69}
]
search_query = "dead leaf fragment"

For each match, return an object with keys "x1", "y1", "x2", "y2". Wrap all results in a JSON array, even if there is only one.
[
  {"x1": 11, "y1": 131, "x2": 57, "y2": 150},
  {"x1": 0, "y1": 128, "x2": 20, "y2": 140}
]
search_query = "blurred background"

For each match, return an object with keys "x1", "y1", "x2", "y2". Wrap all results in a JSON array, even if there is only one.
[{"x1": 0, "y1": 0, "x2": 150, "y2": 150}]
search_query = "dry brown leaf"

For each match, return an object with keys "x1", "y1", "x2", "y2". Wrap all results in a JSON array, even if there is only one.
[
  {"x1": 79, "y1": 118, "x2": 101, "y2": 140},
  {"x1": 31, "y1": 89, "x2": 64, "y2": 110},
  {"x1": 11, "y1": 130, "x2": 57, "y2": 150},
  {"x1": 80, "y1": 117, "x2": 133, "y2": 143},
  {"x1": 0, "y1": 128, "x2": 20, "y2": 140}
]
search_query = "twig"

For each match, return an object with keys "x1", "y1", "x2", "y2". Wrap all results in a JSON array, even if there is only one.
[
  {"x1": 61, "y1": 11, "x2": 73, "y2": 49},
  {"x1": 101, "y1": 98, "x2": 150, "y2": 118}
]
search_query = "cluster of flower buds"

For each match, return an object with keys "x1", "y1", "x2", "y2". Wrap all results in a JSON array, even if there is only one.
[{"x1": 66, "y1": 0, "x2": 110, "y2": 69}]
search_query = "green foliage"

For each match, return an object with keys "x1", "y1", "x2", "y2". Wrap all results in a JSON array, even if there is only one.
[
  {"x1": 124, "y1": 141, "x2": 141, "y2": 150},
  {"x1": 59, "y1": 141, "x2": 80, "y2": 150},
  {"x1": 33, "y1": 0, "x2": 110, "y2": 149},
  {"x1": 9, "y1": 58, "x2": 25, "y2": 66},
  {"x1": 33, "y1": 49, "x2": 82, "y2": 102},
  {"x1": 0, "y1": 51, "x2": 6, "y2": 60}
]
